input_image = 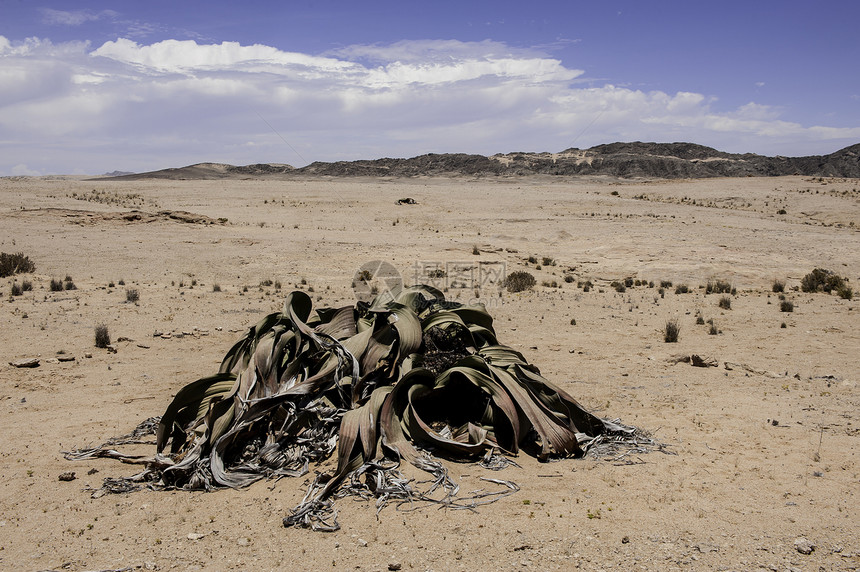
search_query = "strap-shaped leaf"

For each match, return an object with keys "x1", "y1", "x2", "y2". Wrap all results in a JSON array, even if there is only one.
[{"x1": 156, "y1": 372, "x2": 236, "y2": 452}]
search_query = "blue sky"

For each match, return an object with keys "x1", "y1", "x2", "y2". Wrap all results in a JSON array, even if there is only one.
[{"x1": 1, "y1": 0, "x2": 858, "y2": 175}]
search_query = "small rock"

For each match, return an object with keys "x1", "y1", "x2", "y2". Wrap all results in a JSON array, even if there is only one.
[
  {"x1": 44, "y1": 358, "x2": 59, "y2": 364},
  {"x1": 187, "y1": 533, "x2": 205, "y2": 541},
  {"x1": 137, "y1": 344, "x2": 151, "y2": 349},
  {"x1": 794, "y1": 537, "x2": 815, "y2": 555},
  {"x1": 161, "y1": 333, "x2": 172, "y2": 339},
  {"x1": 106, "y1": 344, "x2": 117, "y2": 353},
  {"x1": 153, "y1": 330, "x2": 163, "y2": 337},
  {"x1": 58, "y1": 471, "x2": 76, "y2": 481},
  {"x1": 87, "y1": 468, "x2": 99, "y2": 475},
  {"x1": 144, "y1": 562, "x2": 158, "y2": 571},
  {"x1": 388, "y1": 563, "x2": 402, "y2": 571},
  {"x1": 117, "y1": 336, "x2": 132, "y2": 342},
  {"x1": 84, "y1": 353, "x2": 93, "y2": 359},
  {"x1": 357, "y1": 538, "x2": 368, "y2": 547},
  {"x1": 621, "y1": 536, "x2": 630, "y2": 544},
  {"x1": 57, "y1": 355, "x2": 76, "y2": 362},
  {"x1": 237, "y1": 537, "x2": 250, "y2": 546},
  {"x1": 9, "y1": 358, "x2": 40, "y2": 368}
]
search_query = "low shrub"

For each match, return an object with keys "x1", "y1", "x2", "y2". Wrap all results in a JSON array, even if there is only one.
[
  {"x1": 801, "y1": 268, "x2": 845, "y2": 293},
  {"x1": 94, "y1": 324, "x2": 110, "y2": 348},
  {"x1": 664, "y1": 319, "x2": 680, "y2": 343},
  {"x1": 837, "y1": 286, "x2": 853, "y2": 300},
  {"x1": 0, "y1": 252, "x2": 35, "y2": 277},
  {"x1": 50, "y1": 278, "x2": 64, "y2": 292},
  {"x1": 718, "y1": 296, "x2": 732, "y2": 310},
  {"x1": 771, "y1": 279, "x2": 785, "y2": 293},
  {"x1": 504, "y1": 271, "x2": 536, "y2": 293},
  {"x1": 675, "y1": 284, "x2": 690, "y2": 294},
  {"x1": 126, "y1": 288, "x2": 140, "y2": 303},
  {"x1": 780, "y1": 300, "x2": 794, "y2": 312},
  {"x1": 706, "y1": 280, "x2": 733, "y2": 295}
]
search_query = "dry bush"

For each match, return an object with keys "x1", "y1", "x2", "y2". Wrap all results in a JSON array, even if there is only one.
[
  {"x1": 718, "y1": 296, "x2": 732, "y2": 310},
  {"x1": 706, "y1": 279, "x2": 734, "y2": 295},
  {"x1": 0, "y1": 252, "x2": 35, "y2": 277},
  {"x1": 801, "y1": 268, "x2": 845, "y2": 293},
  {"x1": 504, "y1": 271, "x2": 536, "y2": 293},
  {"x1": 664, "y1": 319, "x2": 680, "y2": 343},
  {"x1": 94, "y1": 324, "x2": 111, "y2": 348}
]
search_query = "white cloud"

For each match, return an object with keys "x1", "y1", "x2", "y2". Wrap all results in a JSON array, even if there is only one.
[
  {"x1": 11, "y1": 164, "x2": 41, "y2": 176},
  {"x1": 0, "y1": 35, "x2": 857, "y2": 175},
  {"x1": 41, "y1": 8, "x2": 118, "y2": 26}
]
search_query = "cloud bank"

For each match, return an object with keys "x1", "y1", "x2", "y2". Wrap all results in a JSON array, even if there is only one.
[{"x1": 1, "y1": 35, "x2": 858, "y2": 175}]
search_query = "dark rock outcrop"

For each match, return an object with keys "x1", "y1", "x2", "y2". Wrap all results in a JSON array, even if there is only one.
[{"x1": 103, "y1": 142, "x2": 860, "y2": 180}]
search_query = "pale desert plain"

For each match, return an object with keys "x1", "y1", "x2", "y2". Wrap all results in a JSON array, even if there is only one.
[{"x1": 1, "y1": 173, "x2": 858, "y2": 571}]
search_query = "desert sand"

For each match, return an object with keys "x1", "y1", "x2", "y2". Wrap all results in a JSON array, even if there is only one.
[{"x1": 1, "y1": 174, "x2": 858, "y2": 571}]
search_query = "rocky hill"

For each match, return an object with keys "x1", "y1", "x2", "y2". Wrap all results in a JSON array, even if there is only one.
[{"x1": 106, "y1": 142, "x2": 860, "y2": 180}]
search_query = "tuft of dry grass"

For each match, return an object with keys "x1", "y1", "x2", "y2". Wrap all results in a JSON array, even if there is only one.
[
  {"x1": 94, "y1": 324, "x2": 110, "y2": 348},
  {"x1": 664, "y1": 319, "x2": 680, "y2": 343},
  {"x1": 126, "y1": 288, "x2": 139, "y2": 303}
]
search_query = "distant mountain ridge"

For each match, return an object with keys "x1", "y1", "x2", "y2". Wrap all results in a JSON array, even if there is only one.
[{"x1": 105, "y1": 142, "x2": 860, "y2": 180}]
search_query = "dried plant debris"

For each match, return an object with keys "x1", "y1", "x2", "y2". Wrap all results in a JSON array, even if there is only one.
[
  {"x1": 580, "y1": 420, "x2": 674, "y2": 464},
  {"x1": 69, "y1": 285, "x2": 654, "y2": 531}
]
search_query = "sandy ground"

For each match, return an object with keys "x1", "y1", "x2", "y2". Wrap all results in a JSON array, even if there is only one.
[{"x1": 1, "y1": 174, "x2": 858, "y2": 571}]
